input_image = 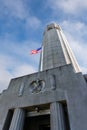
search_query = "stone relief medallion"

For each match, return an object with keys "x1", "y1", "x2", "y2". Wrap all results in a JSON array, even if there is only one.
[{"x1": 29, "y1": 79, "x2": 45, "y2": 94}]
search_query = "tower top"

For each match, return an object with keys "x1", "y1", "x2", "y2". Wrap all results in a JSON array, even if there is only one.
[{"x1": 44, "y1": 23, "x2": 61, "y2": 35}]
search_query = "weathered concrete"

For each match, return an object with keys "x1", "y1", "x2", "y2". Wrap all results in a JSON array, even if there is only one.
[
  {"x1": 9, "y1": 109, "x2": 25, "y2": 130},
  {"x1": 50, "y1": 102, "x2": 65, "y2": 130},
  {"x1": 0, "y1": 23, "x2": 87, "y2": 130},
  {"x1": 0, "y1": 64, "x2": 87, "y2": 130},
  {"x1": 39, "y1": 23, "x2": 80, "y2": 72}
]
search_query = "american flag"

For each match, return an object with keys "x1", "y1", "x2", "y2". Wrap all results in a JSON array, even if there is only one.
[{"x1": 31, "y1": 47, "x2": 42, "y2": 54}]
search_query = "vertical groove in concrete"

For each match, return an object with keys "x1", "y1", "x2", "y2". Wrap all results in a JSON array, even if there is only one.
[
  {"x1": 9, "y1": 108, "x2": 25, "y2": 130},
  {"x1": 50, "y1": 102, "x2": 65, "y2": 130}
]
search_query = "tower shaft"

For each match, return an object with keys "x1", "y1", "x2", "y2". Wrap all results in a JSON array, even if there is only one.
[{"x1": 39, "y1": 23, "x2": 80, "y2": 72}]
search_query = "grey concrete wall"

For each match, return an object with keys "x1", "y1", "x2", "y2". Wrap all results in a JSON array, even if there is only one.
[{"x1": 0, "y1": 64, "x2": 87, "y2": 130}]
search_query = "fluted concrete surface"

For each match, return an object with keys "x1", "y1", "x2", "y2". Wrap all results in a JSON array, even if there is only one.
[
  {"x1": 50, "y1": 102, "x2": 65, "y2": 130},
  {"x1": 9, "y1": 109, "x2": 25, "y2": 130}
]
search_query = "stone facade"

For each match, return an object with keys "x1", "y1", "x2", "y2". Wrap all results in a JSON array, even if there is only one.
[{"x1": 0, "y1": 23, "x2": 87, "y2": 130}]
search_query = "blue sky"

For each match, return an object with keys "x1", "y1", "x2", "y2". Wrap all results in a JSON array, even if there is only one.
[{"x1": 0, "y1": 0, "x2": 87, "y2": 92}]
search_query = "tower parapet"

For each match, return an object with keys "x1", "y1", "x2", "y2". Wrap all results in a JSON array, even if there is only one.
[{"x1": 43, "y1": 23, "x2": 61, "y2": 35}]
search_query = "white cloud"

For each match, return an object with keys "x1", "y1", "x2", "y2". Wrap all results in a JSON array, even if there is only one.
[
  {"x1": 0, "y1": 65, "x2": 12, "y2": 92},
  {"x1": 0, "y1": 54, "x2": 14, "y2": 92},
  {"x1": 26, "y1": 16, "x2": 41, "y2": 29},
  {"x1": 61, "y1": 21, "x2": 87, "y2": 36},
  {"x1": 13, "y1": 64, "x2": 36, "y2": 77},
  {"x1": 0, "y1": 38, "x2": 40, "y2": 92},
  {"x1": 80, "y1": 66, "x2": 87, "y2": 74},
  {"x1": 48, "y1": 0, "x2": 87, "y2": 14},
  {"x1": 0, "y1": 60, "x2": 36, "y2": 93},
  {"x1": 1, "y1": 0, "x2": 27, "y2": 19},
  {"x1": 0, "y1": 35, "x2": 40, "y2": 63},
  {"x1": 0, "y1": 0, "x2": 41, "y2": 29},
  {"x1": 60, "y1": 20, "x2": 87, "y2": 73},
  {"x1": 0, "y1": 54, "x2": 37, "y2": 93}
]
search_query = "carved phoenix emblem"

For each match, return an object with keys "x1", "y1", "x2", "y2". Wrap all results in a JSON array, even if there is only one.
[{"x1": 29, "y1": 79, "x2": 45, "y2": 94}]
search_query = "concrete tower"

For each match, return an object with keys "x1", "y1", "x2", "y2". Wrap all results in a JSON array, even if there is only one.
[
  {"x1": 0, "y1": 23, "x2": 87, "y2": 130},
  {"x1": 39, "y1": 23, "x2": 80, "y2": 72}
]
